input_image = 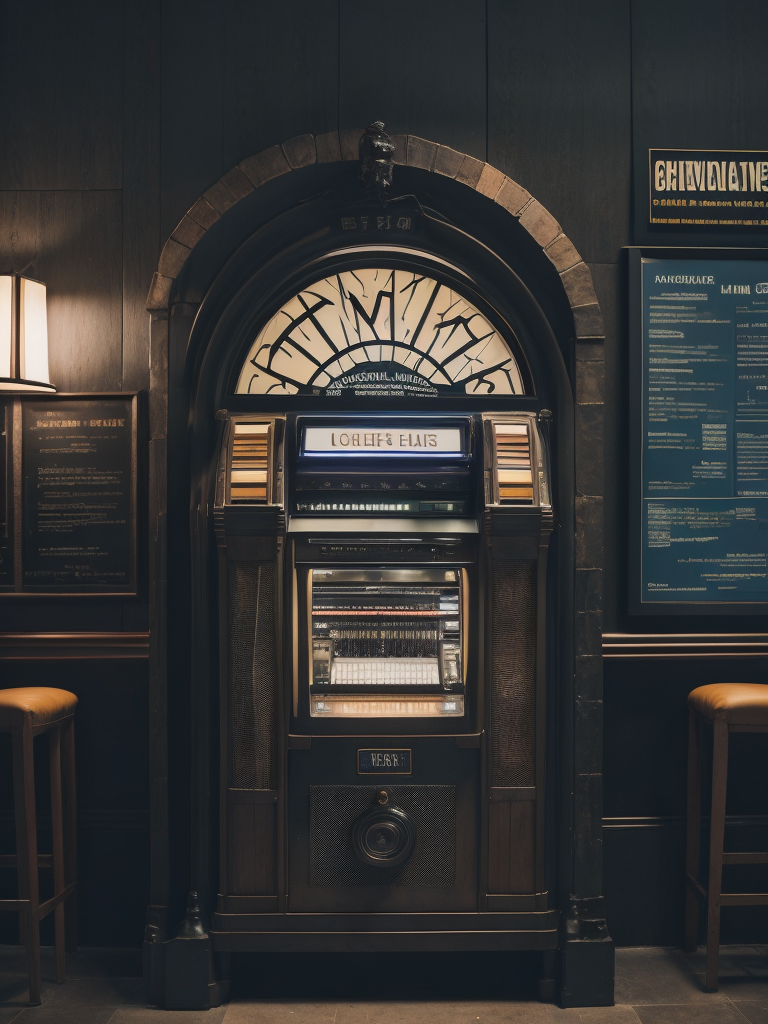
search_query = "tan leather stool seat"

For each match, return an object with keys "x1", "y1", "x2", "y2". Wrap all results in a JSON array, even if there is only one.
[
  {"x1": 0, "y1": 686, "x2": 77, "y2": 1004},
  {"x1": 0, "y1": 688, "x2": 78, "y2": 730},
  {"x1": 688, "y1": 683, "x2": 768, "y2": 726},
  {"x1": 685, "y1": 682, "x2": 768, "y2": 992}
]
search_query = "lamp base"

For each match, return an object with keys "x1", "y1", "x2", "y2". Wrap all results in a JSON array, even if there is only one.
[{"x1": 0, "y1": 377, "x2": 56, "y2": 393}]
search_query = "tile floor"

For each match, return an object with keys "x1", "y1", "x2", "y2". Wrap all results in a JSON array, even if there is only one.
[{"x1": 0, "y1": 945, "x2": 766, "y2": 1023}]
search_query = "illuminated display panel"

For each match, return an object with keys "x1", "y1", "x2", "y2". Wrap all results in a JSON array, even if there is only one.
[
  {"x1": 309, "y1": 568, "x2": 466, "y2": 719},
  {"x1": 235, "y1": 268, "x2": 525, "y2": 397},
  {"x1": 302, "y1": 425, "x2": 464, "y2": 456}
]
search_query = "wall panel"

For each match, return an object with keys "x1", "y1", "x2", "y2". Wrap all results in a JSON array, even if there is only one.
[
  {"x1": 223, "y1": 0, "x2": 339, "y2": 172},
  {"x1": 488, "y1": 0, "x2": 631, "y2": 264},
  {"x1": 160, "y1": 0, "x2": 225, "y2": 241},
  {"x1": 632, "y1": 0, "x2": 768, "y2": 152},
  {"x1": 340, "y1": 0, "x2": 486, "y2": 160},
  {"x1": 0, "y1": 1, "x2": 124, "y2": 191},
  {"x1": 123, "y1": 0, "x2": 161, "y2": 392}
]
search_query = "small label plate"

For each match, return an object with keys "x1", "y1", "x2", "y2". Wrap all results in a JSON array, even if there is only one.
[{"x1": 358, "y1": 749, "x2": 412, "y2": 775}]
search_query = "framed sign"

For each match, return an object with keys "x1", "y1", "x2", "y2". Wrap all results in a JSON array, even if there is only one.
[
  {"x1": 0, "y1": 393, "x2": 139, "y2": 596},
  {"x1": 634, "y1": 150, "x2": 768, "y2": 247},
  {"x1": 649, "y1": 149, "x2": 768, "y2": 229},
  {"x1": 629, "y1": 250, "x2": 768, "y2": 614}
]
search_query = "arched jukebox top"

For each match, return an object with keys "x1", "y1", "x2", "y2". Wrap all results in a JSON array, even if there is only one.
[{"x1": 233, "y1": 265, "x2": 528, "y2": 399}]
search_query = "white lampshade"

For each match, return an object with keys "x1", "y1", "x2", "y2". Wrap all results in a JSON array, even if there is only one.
[{"x1": 0, "y1": 274, "x2": 55, "y2": 392}]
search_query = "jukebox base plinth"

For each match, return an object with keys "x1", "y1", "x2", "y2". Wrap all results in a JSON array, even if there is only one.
[{"x1": 209, "y1": 911, "x2": 559, "y2": 952}]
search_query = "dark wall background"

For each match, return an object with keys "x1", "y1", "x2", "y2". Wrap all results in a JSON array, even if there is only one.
[{"x1": 1, "y1": 0, "x2": 766, "y2": 948}]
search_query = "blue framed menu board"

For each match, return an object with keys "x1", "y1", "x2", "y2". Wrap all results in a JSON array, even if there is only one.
[{"x1": 629, "y1": 251, "x2": 768, "y2": 613}]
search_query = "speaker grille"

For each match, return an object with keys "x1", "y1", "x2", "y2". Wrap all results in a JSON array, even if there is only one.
[
  {"x1": 490, "y1": 559, "x2": 537, "y2": 787},
  {"x1": 228, "y1": 560, "x2": 278, "y2": 789},
  {"x1": 309, "y1": 786, "x2": 455, "y2": 888}
]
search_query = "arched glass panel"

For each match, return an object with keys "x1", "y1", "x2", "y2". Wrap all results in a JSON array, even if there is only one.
[{"x1": 235, "y1": 268, "x2": 525, "y2": 397}]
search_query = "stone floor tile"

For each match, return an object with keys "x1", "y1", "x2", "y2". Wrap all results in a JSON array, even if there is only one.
[
  {"x1": 613, "y1": 950, "x2": 720, "y2": 1005},
  {"x1": 572, "y1": 1008, "x2": 642, "y2": 1023},
  {"x1": 631, "y1": 1002, "x2": 748, "y2": 1023},
  {"x1": 109, "y1": 1009, "x2": 227, "y2": 1023},
  {"x1": 13, "y1": 1007, "x2": 115, "y2": 1024},
  {"x1": 679, "y1": 946, "x2": 768, "y2": 979},
  {"x1": 731, "y1": 1002, "x2": 768, "y2": 1024},
  {"x1": 0, "y1": 1009, "x2": 23, "y2": 1024},
  {"x1": 0, "y1": 974, "x2": 54, "y2": 1008},
  {"x1": 64, "y1": 949, "x2": 142, "y2": 979},
  {"x1": 40, "y1": 976, "x2": 144, "y2": 1007},
  {"x1": 223, "y1": 1002, "x2": 339, "y2": 1024},
  {"x1": 702, "y1": 976, "x2": 768, "y2": 999},
  {"x1": 224, "y1": 1002, "x2": 575, "y2": 1024}
]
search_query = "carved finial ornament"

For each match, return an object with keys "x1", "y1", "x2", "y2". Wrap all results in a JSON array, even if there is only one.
[{"x1": 359, "y1": 121, "x2": 395, "y2": 194}]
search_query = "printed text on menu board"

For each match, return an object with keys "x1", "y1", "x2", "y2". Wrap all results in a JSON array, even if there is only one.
[
  {"x1": 21, "y1": 399, "x2": 135, "y2": 591},
  {"x1": 641, "y1": 259, "x2": 768, "y2": 603}
]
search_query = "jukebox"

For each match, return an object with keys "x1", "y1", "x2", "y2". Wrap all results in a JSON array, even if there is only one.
[{"x1": 208, "y1": 259, "x2": 560, "y2": 950}]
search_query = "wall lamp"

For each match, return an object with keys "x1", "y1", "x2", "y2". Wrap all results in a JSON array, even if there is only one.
[{"x1": 0, "y1": 273, "x2": 56, "y2": 393}]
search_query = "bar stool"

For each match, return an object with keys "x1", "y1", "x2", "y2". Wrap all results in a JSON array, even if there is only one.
[
  {"x1": 684, "y1": 682, "x2": 768, "y2": 991},
  {"x1": 0, "y1": 688, "x2": 77, "y2": 1004}
]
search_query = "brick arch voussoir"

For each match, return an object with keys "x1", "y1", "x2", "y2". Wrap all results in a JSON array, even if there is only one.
[{"x1": 146, "y1": 130, "x2": 604, "y2": 341}]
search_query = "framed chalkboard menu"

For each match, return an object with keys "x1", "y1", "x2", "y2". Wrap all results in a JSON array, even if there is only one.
[
  {"x1": 629, "y1": 251, "x2": 768, "y2": 614},
  {"x1": 0, "y1": 394, "x2": 139, "y2": 596}
]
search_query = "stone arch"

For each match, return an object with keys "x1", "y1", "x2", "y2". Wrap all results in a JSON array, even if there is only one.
[{"x1": 146, "y1": 129, "x2": 604, "y2": 343}]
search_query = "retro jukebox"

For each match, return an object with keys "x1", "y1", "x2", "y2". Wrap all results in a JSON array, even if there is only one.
[
  {"x1": 148, "y1": 128, "x2": 613, "y2": 1010},
  {"x1": 206, "y1": 258, "x2": 560, "y2": 948}
]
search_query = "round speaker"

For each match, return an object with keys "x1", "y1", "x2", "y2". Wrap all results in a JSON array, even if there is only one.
[{"x1": 352, "y1": 805, "x2": 416, "y2": 867}]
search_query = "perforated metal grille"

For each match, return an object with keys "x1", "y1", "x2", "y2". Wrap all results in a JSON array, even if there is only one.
[
  {"x1": 490, "y1": 559, "x2": 537, "y2": 787},
  {"x1": 228, "y1": 560, "x2": 277, "y2": 789},
  {"x1": 309, "y1": 786, "x2": 455, "y2": 888}
]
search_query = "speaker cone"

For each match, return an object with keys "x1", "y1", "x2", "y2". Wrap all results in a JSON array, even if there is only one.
[{"x1": 353, "y1": 805, "x2": 416, "y2": 867}]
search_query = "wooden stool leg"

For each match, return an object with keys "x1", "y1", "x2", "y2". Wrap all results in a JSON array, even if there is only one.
[
  {"x1": 49, "y1": 724, "x2": 66, "y2": 983},
  {"x1": 12, "y1": 716, "x2": 41, "y2": 1005},
  {"x1": 684, "y1": 708, "x2": 702, "y2": 952},
  {"x1": 705, "y1": 716, "x2": 729, "y2": 991},
  {"x1": 62, "y1": 715, "x2": 77, "y2": 953}
]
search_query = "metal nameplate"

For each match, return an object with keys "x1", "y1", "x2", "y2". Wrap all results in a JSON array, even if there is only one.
[{"x1": 357, "y1": 749, "x2": 413, "y2": 775}]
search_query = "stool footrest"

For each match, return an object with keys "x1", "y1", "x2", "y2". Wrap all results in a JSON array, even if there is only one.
[
  {"x1": 0, "y1": 881, "x2": 76, "y2": 920},
  {"x1": 719, "y1": 892, "x2": 768, "y2": 906},
  {"x1": 38, "y1": 882, "x2": 76, "y2": 918},
  {"x1": 0, "y1": 854, "x2": 54, "y2": 868},
  {"x1": 686, "y1": 872, "x2": 707, "y2": 899},
  {"x1": 722, "y1": 852, "x2": 768, "y2": 865}
]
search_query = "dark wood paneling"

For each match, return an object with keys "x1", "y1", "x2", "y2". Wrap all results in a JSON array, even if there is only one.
[
  {"x1": 0, "y1": 1, "x2": 124, "y2": 190},
  {"x1": 632, "y1": 0, "x2": 768, "y2": 151},
  {"x1": 223, "y1": 0, "x2": 338, "y2": 172},
  {"x1": 604, "y1": 817, "x2": 768, "y2": 946},
  {"x1": 603, "y1": 662, "x2": 768, "y2": 822},
  {"x1": 631, "y1": 0, "x2": 768, "y2": 246},
  {"x1": 160, "y1": 0, "x2": 225, "y2": 241},
  {"x1": 122, "y1": 0, "x2": 160, "y2": 392},
  {"x1": 0, "y1": 633, "x2": 149, "y2": 660},
  {"x1": 488, "y1": 800, "x2": 535, "y2": 894},
  {"x1": 488, "y1": 0, "x2": 631, "y2": 264},
  {"x1": 0, "y1": 192, "x2": 123, "y2": 393},
  {"x1": 228, "y1": 792, "x2": 277, "y2": 895},
  {"x1": 339, "y1": 0, "x2": 486, "y2": 160}
]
